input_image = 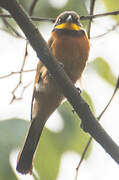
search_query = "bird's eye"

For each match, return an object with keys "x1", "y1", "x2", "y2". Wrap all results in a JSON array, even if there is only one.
[{"x1": 58, "y1": 18, "x2": 62, "y2": 23}]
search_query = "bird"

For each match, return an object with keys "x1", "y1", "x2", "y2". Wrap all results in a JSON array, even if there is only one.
[{"x1": 16, "y1": 11, "x2": 90, "y2": 175}]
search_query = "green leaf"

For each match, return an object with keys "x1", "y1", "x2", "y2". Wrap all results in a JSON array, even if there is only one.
[
  {"x1": 58, "y1": 100, "x2": 92, "y2": 154},
  {"x1": 90, "y1": 57, "x2": 117, "y2": 86},
  {"x1": 0, "y1": 119, "x2": 28, "y2": 180},
  {"x1": 1, "y1": 91, "x2": 93, "y2": 180},
  {"x1": 34, "y1": 129, "x2": 61, "y2": 180}
]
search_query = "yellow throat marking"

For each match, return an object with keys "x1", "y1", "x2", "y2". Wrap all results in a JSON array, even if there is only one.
[{"x1": 55, "y1": 23, "x2": 81, "y2": 31}]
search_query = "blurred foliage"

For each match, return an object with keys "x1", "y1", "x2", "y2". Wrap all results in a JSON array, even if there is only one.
[
  {"x1": 103, "y1": 0, "x2": 119, "y2": 21},
  {"x1": 0, "y1": 92, "x2": 93, "y2": 180},
  {"x1": 89, "y1": 57, "x2": 117, "y2": 87},
  {"x1": 18, "y1": 0, "x2": 88, "y2": 17},
  {"x1": 2, "y1": 0, "x2": 89, "y2": 33},
  {"x1": 0, "y1": 119, "x2": 28, "y2": 180},
  {"x1": 34, "y1": 90, "x2": 93, "y2": 180},
  {"x1": 0, "y1": 0, "x2": 119, "y2": 179},
  {"x1": 0, "y1": 90, "x2": 93, "y2": 180},
  {"x1": 0, "y1": 1, "x2": 91, "y2": 179}
]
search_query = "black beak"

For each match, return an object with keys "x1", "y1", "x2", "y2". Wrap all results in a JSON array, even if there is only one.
[{"x1": 66, "y1": 15, "x2": 73, "y2": 23}]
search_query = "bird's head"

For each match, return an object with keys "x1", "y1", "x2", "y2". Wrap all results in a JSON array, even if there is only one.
[{"x1": 54, "y1": 11, "x2": 82, "y2": 31}]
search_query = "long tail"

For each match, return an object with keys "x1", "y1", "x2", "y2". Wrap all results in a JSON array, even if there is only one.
[{"x1": 16, "y1": 116, "x2": 46, "y2": 174}]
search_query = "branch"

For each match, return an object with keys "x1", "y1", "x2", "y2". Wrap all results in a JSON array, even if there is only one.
[
  {"x1": 2, "y1": 19, "x2": 24, "y2": 38},
  {"x1": 92, "y1": 22, "x2": 119, "y2": 39},
  {"x1": 0, "y1": 13, "x2": 55, "y2": 22},
  {"x1": 75, "y1": 76, "x2": 119, "y2": 179},
  {"x1": 29, "y1": 0, "x2": 38, "y2": 16},
  {"x1": 88, "y1": 0, "x2": 96, "y2": 38},
  {"x1": 0, "y1": 9, "x2": 119, "y2": 22},
  {"x1": 0, "y1": 69, "x2": 36, "y2": 79},
  {"x1": 97, "y1": 76, "x2": 119, "y2": 119},
  {"x1": 9, "y1": 0, "x2": 38, "y2": 103},
  {"x1": 0, "y1": 8, "x2": 24, "y2": 38},
  {"x1": 75, "y1": 137, "x2": 92, "y2": 180},
  {"x1": 10, "y1": 41, "x2": 29, "y2": 103},
  {"x1": 81, "y1": 10, "x2": 119, "y2": 20},
  {"x1": 1, "y1": 0, "x2": 119, "y2": 167},
  {"x1": 75, "y1": 1, "x2": 96, "y2": 179}
]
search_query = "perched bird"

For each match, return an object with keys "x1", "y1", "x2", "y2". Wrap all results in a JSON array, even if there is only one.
[{"x1": 16, "y1": 11, "x2": 90, "y2": 174}]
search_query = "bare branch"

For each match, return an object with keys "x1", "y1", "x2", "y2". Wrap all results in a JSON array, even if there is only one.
[
  {"x1": 10, "y1": 81, "x2": 33, "y2": 102},
  {"x1": 75, "y1": 76, "x2": 119, "y2": 179},
  {"x1": 88, "y1": 0, "x2": 96, "y2": 38},
  {"x1": 75, "y1": 137, "x2": 92, "y2": 180},
  {"x1": 18, "y1": 81, "x2": 33, "y2": 100},
  {"x1": 0, "y1": 13, "x2": 55, "y2": 22},
  {"x1": 0, "y1": 9, "x2": 119, "y2": 22},
  {"x1": 10, "y1": 80, "x2": 22, "y2": 103},
  {"x1": 0, "y1": 0, "x2": 119, "y2": 171},
  {"x1": 0, "y1": 8, "x2": 24, "y2": 38},
  {"x1": 75, "y1": 1, "x2": 96, "y2": 179},
  {"x1": 92, "y1": 22, "x2": 119, "y2": 39},
  {"x1": 3, "y1": 20, "x2": 24, "y2": 38},
  {"x1": 81, "y1": 10, "x2": 119, "y2": 20},
  {"x1": 10, "y1": 41, "x2": 29, "y2": 103},
  {"x1": 29, "y1": 0, "x2": 38, "y2": 16},
  {"x1": 0, "y1": 69, "x2": 36, "y2": 79}
]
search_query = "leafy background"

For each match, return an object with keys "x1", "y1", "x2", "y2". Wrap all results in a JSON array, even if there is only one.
[{"x1": 0, "y1": 0, "x2": 119, "y2": 180}]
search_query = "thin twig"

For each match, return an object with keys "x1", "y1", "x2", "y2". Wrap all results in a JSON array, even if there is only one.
[
  {"x1": 75, "y1": 76, "x2": 119, "y2": 179},
  {"x1": 18, "y1": 81, "x2": 33, "y2": 100},
  {"x1": 0, "y1": 69, "x2": 36, "y2": 79},
  {"x1": 0, "y1": 5, "x2": 35, "y2": 101},
  {"x1": 0, "y1": 10, "x2": 119, "y2": 22},
  {"x1": 0, "y1": 13, "x2": 55, "y2": 22},
  {"x1": 75, "y1": 1, "x2": 96, "y2": 179},
  {"x1": 1, "y1": 0, "x2": 119, "y2": 168},
  {"x1": 0, "y1": 8, "x2": 24, "y2": 38},
  {"x1": 88, "y1": 0, "x2": 96, "y2": 38},
  {"x1": 1, "y1": 0, "x2": 37, "y2": 100},
  {"x1": 10, "y1": 81, "x2": 21, "y2": 103},
  {"x1": 10, "y1": 41, "x2": 29, "y2": 103},
  {"x1": 75, "y1": 137, "x2": 92, "y2": 180},
  {"x1": 2, "y1": 19, "x2": 24, "y2": 38},
  {"x1": 98, "y1": 76, "x2": 119, "y2": 119},
  {"x1": 11, "y1": 81, "x2": 33, "y2": 101},
  {"x1": 81, "y1": 10, "x2": 119, "y2": 20},
  {"x1": 92, "y1": 22, "x2": 119, "y2": 39},
  {"x1": 29, "y1": 0, "x2": 38, "y2": 16}
]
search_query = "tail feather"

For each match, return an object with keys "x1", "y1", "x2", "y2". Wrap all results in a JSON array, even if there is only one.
[
  {"x1": 16, "y1": 90, "x2": 63, "y2": 174},
  {"x1": 16, "y1": 117, "x2": 45, "y2": 174}
]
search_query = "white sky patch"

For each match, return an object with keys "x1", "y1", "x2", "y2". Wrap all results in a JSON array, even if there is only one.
[
  {"x1": 1, "y1": 13, "x2": 119, "y2": 180},
  {"x1": 57, "y1": 152, "x2": 80, "y2": 180},
  {"x1": 49, "y1": 0, "x2": 68, "y2": 8},
  {"x1": 45, "y1": 110, "x2": 64, "y2": 132}
]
